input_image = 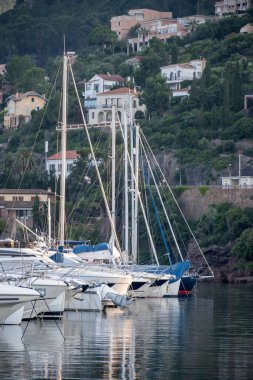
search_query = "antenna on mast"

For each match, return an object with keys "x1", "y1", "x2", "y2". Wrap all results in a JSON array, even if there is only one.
[{"x1": 63, "y1": 34, "x2": 66, "y2": 54}]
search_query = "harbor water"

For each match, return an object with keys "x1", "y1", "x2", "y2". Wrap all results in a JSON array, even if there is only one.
[{"x1": 0, "y1": 283, "x2": 252, "y2": 380}]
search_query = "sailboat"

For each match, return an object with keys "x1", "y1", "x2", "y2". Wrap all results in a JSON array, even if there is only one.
[
  {"x1": 47, "y1": 51, "x2": 133, "y2": 306},
  {"x1": 137, "y1": 130, "x2": 214, "y2": 295},
  {"x1": 0, "y1": 283, "x2": 40, "y2": 324},
  {"x1": 70, "y1": 99, "x2": 186, "y2": 297}
]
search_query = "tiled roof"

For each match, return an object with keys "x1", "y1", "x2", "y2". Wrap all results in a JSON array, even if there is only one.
[
  {"x1": 0, "y1": 201, "x2": 34, "y2": 209},
  {"x1": 47, "y1": 150, "x2": 80, "y2": 160},
  {"x1": 97, "y1": 74, "x2": 124, "y2": 82},
  {"x1": 173, "y1": 88, "x2": 190, "y2": 92},
  {"x1": 7, "y1": 91, "x2": 46, "y2": 103},
  {"x1": 97, "y1": 87, "x2": 137, "y2": 96},
  {"x1": 178, "y1": 63, "x2": 195, "y2": 69},
  {"x1": 0, "y1": 189, "x2": 50, "y2": 194}
]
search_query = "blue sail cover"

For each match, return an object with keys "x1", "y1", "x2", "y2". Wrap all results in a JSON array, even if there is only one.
[
  {"x1": 73, "y1": 243, "x2": 110, "y2": 254},
  {"x1": 50, "y1": 246, "x2": 64, "y2": 263},
  {"x1": 134, "y1": 260, "x2": 191, "y2": 283}
]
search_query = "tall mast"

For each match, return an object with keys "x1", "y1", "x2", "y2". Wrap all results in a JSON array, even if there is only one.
[
  {"x1": 123, "y1": 108, "x2": 129, "y2": 255},
  {"x1": 110, "y1": 105, "x2": 116, "y2": 247},
  {"x1": 133, "y1": 124, "x2": 139, "y2": 263},
  {"x1": 48, "y1": 196, "x2": 52, "y2": 247},
  {"x1": 129, "y1": 93, "x2": 135, "y2": 261},
  {"x1": 59, "y1": 52, "x2": 68, "y2": 248}
]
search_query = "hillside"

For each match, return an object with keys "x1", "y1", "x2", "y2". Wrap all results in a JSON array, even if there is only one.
[
  {"x1": 0, "y1": 0, "x2": 214, "y2": 63},
  {"x1": 0, "y1": 0, "x2": 252, "y2": 279}
]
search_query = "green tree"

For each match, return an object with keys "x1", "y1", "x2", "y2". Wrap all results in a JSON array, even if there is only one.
[
  {"x1": 5, "y1": 55, "x2": 35, "y2": 86},
  {"x1": 89, "y1": 26, "x2": 116, "y2": 52},
  {"x1": 17, "y1": 67, "x2": 47, "y2": 93},
  {"x1": 32, "y1": 194, "x2": 43, "y2": 230},
  {"x1": 232, "y1": 228, "x2": 253, "y2": 261},
  {"x1": 142, "y1": 74, "x2": 171, "y2": 116}
]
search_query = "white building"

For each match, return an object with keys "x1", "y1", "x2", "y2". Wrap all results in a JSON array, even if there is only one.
[
  {"x1": 215, "y1": 0, "x2": 253, "y2": 16},
  {"x1": 128, "y1": 21, "x2": 187, "y2": 53},
  {"x1": 84, "y1": 74, "x2": 125, "y2": 109},
  {"x1": 87, "y1": 87, "x2": 146, "y2": 127},
  {"x1": 161, "y1": 59, "x2": 206, "y2": 92},
  {"x1": 221, "y1": 176, "x2": 253, "y2": 188},
  {"x1": 4, "y1": 91, "x2": 46, "y2": 129},
  {"x1": 46, "y1": 150, "x2": 80, "y2": 177}
]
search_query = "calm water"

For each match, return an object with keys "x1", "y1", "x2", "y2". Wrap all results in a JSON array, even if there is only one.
[{"x1": 0, "y1": 283, "x2": 252, "y2": 380}]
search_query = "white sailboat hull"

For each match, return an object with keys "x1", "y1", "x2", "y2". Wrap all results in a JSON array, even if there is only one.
[
  {"x1": 163, "y1": 279, "x2": 181, "y2": 297},
  {"x1": 65, "y1": 290, "x2": 103, "y2": 311},
  {"x1": 3, "y1": 306, "x2": 24, "y2": 325},
  {"x1": 0, "y1": 284, "x2": 40, "y2": 324},
  {"x1": 21, "y1": 279, "x2": 67, "y2": 320}
]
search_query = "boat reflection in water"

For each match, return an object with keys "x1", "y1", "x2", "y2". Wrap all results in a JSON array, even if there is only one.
[
  {"x1": 0, "y1": 326, "x2": 24, "y2": 352},
  {"x1": 1, "y1": 285, "x2": 253, "y2": 380}
]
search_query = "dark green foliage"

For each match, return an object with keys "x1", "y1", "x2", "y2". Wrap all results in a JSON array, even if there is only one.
[
  {"x1": 196, "y1": 204, "x2": 253, "y2": 247},
  {"x1": 142, "y1": 74, "x2": 171, "y2": 116},
  {"x1": 232, "y1": 228, "x2": 253, "y2": 261},
  {"x1": 32, "y1": 194, "x2": 44, "y2": 230},
  {"x1": 0, "y1": 219, "x2": 6, "y2": 234}
]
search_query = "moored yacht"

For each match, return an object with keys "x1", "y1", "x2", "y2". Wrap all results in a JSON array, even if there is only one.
[{"x1": 0, "y1": 284, "x2": 40, "y2": 324}]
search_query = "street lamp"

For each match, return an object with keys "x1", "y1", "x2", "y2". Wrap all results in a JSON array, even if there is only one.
[
  {"x1": 176, "y1": 167, "x2": 182, "y2": 186},
  {"x1": 227, "y1": 164, "x2": 232, "y2": 177}
]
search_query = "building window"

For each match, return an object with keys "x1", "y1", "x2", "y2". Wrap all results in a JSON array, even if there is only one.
[
  {"x1": 19, "y1": 196, "x2": 24, "y2": 201},
  {"x1": 31, "y1": 98, "x2": 34, "y2": 102},
  {"x1": 13, "y1": 196, "x2": 18, "y2": 201},
  {"x1": 58, "y1": 164, "x2": 62, "y2": 172},
  {"x1": 49, "y1": 164, "x2": 55, "y2": 171},
  {"x1": 67, "y1": 163, "x2": 73, "y2": 172},
  {"x1": 133, "y1": 100, "x2": 137, "y2": 108},
  {"x1": 92, "y1": 112, "x2": 95, "y2": 119},
  {"x1": 0, "y1": 196, "x2": 4, "y2": 201},
  {"x1": 16, "y1": 210, "x2": 33, "y2": 218},
  {"x1": 94, "y1": 84, "x2": 99, "y2": 92},
  {"x1": 86, "y1": 84, "x2": 91, "y2": 91},
  {"x1": 170, "y1": 72, "x2": 173, "y2": 80}
]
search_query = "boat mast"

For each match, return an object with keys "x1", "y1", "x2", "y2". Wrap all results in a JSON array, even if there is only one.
[
  {"x1": 133, "y1": 124, "x2": 139, "y2": 263},
  {"x1": 123, "y1": 108, "x2": 129, "y2": 256},
  {"x1": 129, "y1": 93, "x2": 135, "y2": 261},
  {"x1": 110, "y1": 105, "x2": 116, "y2": 247},
  {"x1": 48, "y1": 197, "x2": 52, "y2": 247},
  {"x1": 59, "y1": 52, "x2": 68, "y2": 248}
]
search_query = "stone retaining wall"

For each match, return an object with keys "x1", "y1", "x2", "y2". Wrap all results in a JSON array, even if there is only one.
[{"x1": 177, "y1": 187, "x2": 253, "y2": 220}]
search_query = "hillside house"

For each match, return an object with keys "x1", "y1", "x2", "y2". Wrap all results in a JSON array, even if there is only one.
[
  {"x1": 87, "y1": 87, "x2": 146, "y2": 127},
  {"x1": 46, "y1": 150, "x2": 80, "y2": 177},
  {"x1": 240, "y1": 23, "x2": 253, "y2": 33},
  {"x1": 215, "y1": 0, "x2": 253, "y2": 16},
  {"x1": 111, "y1": 9, "x2": 173, "y2": 40},
  {"x1": 84, "y1": 74, "x2": 124, "y2": 110},
  {"x1": 4, "y1": 91, "x2": 46, "y2": 129},
  {"x1": 128, "y1": 21, "x2": 187, "y2": 52},
  {"x1": 0, "y1": 188, "x2": 53, "y2": 229},
  {"x1": 221, "y1": 176, "x2": 253, "y2": 188},
  {"x1": 161, "y1": 59, "x2": 207, "y2": 93}
]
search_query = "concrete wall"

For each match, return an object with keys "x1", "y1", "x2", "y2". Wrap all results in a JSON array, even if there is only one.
[{"x1": 177, "y1": 187, "x2": 253, "y2": 220}]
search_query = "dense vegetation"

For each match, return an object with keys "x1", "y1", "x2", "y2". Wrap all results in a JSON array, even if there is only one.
[{"x1": 0, "y1": 0, "x2": 253, "y2": 270}]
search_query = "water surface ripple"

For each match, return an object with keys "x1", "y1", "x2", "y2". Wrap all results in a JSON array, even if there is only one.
[{"x1": 0, "y1": 283, "x2": 252, "y2": 380}]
